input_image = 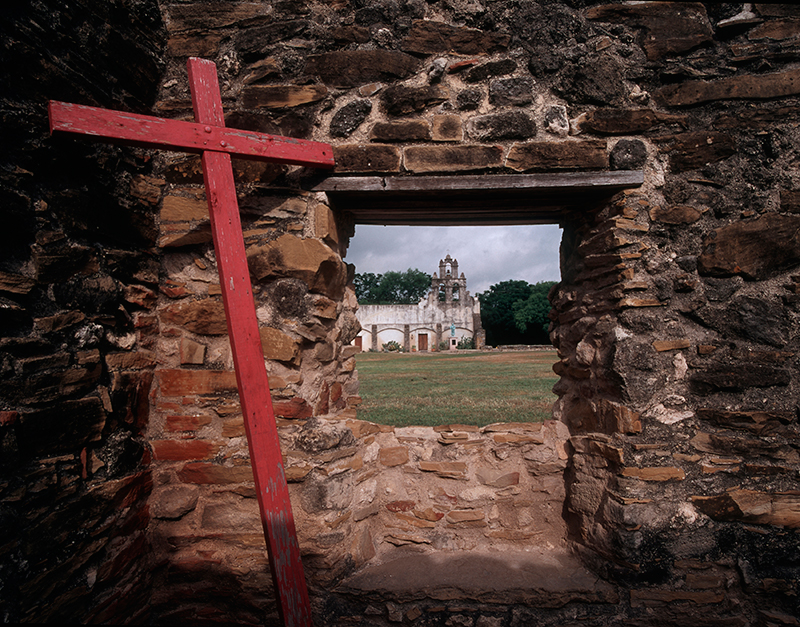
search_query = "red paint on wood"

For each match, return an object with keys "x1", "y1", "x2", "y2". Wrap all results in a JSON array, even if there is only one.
[
  {"x1": 187, "y1": 57, "x2": 312, "y2": 627},
  {"x1": 48, "y1": 56, "x2": 322, "y2": 626},
  {"x1": 48, "y1": 101, "x2": 334, "y2": 168}
]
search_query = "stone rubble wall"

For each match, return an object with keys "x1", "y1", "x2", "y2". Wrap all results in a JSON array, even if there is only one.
[
  {"x1": 3, "y1": 1, "x2": 800, "y2": 625},
  {"x1": 148, "y1": 1, "x2": 800, "y2": 623}
]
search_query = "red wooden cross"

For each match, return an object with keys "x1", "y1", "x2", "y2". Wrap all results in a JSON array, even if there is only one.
[{"x1": 49, "y1": 58, "x2": 335, "y2": 627}]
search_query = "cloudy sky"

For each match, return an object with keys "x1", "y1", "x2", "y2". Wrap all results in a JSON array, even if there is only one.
[{"x1": 344, "y1": 224, "x2": 563, "y2": 295}]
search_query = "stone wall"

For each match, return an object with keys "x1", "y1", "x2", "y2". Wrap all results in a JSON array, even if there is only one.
[
  {"x1": 3, "y1": 1, "x2": 800, "y2": 625},
  {"x1": 0, "y1": 0, "x2": 166, "y2": 622}
]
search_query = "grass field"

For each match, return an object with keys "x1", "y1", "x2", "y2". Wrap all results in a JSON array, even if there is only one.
[{"x1": 354, "y1": 349, "x2": 559, "y2": 427}]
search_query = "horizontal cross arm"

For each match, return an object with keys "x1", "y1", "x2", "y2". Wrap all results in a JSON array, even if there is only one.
[{"x1": 48, "y1": 100, "x2": 335, "y2": 169}]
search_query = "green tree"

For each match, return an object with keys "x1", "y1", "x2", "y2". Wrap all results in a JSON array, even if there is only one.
[
  {"x1": 479, "y1": 280, "x2": 556, "y2": 346},
  {"x1": 353, "y1": 268, "x2": 431, "y2": 304},
  {"x1": 512, "y1": 281, "x2": 557, "y2": 344}
]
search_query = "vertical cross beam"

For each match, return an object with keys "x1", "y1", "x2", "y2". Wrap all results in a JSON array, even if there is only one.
[{"x1": 186, "y1": 58, "x2": 312, "y2": 626}]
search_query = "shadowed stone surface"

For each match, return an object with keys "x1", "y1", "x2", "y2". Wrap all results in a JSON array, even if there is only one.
[{"x1": 337, "y1": 549, "x2": 619, "y2": 606}]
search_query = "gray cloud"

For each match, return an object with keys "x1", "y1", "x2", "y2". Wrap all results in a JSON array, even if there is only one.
[{"x1": 344, "y1": 225, "x2": 562, "y2": 295}]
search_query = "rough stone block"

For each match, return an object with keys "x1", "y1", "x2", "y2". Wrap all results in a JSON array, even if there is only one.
[
  {"x1": 657, "y1": 68, "x2": 800, "y2": 107},
  {"x1": 506, "y1": 140, "x2": 608, "y2": 171},
  {"x1": 332, "y1": 144, "x2": 401, "y2": 173},
  {"x1": 380, "y1": 446, "x2": 409, "y2": 467},
  {"x1": 151, "y1": 439, "x2": 220, "y2": 461},
  {"x1": 380, "y1": 84, "x2": 449, "y2": 116},
  {"x1": 260, "y1": 327, "x2": 301, "y2": 363},
  {"x1": 247, "y1": 234, "x2": 348, "y2": 299},
  {"x1": 161, "y1": 297, "x2": 228, "y2": 335},
  {"x1": 650, "y1": 204, "x2": 704, "y2": 224},
  {"x1": 369, "y1": 120, "x2": 431, "y2": 143},
  {"x1": 304, "y1": 50, "x2": 420, "y2": 88},
  {"x1": 330, "y1": 100, "x2": 372, "y2": 138},
  {"x1": 463, "y1": 59, "x2": 517, "y2": 83},
  {"x1": 579, "y1": 108, "x2": 688, "y2": 134},
  {"x1": 688, "y1": 364, "x2": 791, "y2": 395},
  {"x1": 165, "y1": 414, "x2": 212, "y2": 432},
  {"x1": 654, "y1": 132, "x2": 736, "y2": 172},
  {"x1": 610, "y1": 139, "x2": 647, "y2": 170},
  {"x1": 586, "y1": 3, "x2": 713, "y2": 60},
  {"x1": 697, "y1": 213, "x2": 800, "y2": 280},
  {"x1": 17, "y1": 398, "x2": 106, "y2": 456},
  {"x1": 489, "y1": 77, "x2": 534, "y2": 106},
  {"x1": 177, "y1": 462, "x2": 253, "y2": 485},
  {"x1": 621, "y1": 466, "x2": 685, "y2": 481},
  {"x1": 158, "y1": 369, "x2": 238, "y2": 397},
  {"x1": 781, "y1": 189, "x2": 800, "y2": 213},
  {"x1": 179, "y1": 337, "x2": 206, "y2": 365},
  {"x1": 466, "y1": 111, "x2": 536, "y2": 141},
  {"x1": 273, "y1": 397, "x2": 312, "y2": 420},
  {"x1": 241, "y1": 85, "x2": 328, "y2": 109},
  {"x1": 692, "y1": 489, "x2": 800, "y2": 528},
  {"x1": 431, "y1": 115, "x2": 462, "y2": 142},
  {"x1": 400, "y1": 20, "x2": 510, "y2": 55},
  {"x1": 404, "y1": 145, "x2": 504, "y2": 173}
]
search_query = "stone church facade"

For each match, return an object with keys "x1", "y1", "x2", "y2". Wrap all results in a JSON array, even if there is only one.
[{"x1": 355, "y1": 255, "x2": 485, "y2": 351}]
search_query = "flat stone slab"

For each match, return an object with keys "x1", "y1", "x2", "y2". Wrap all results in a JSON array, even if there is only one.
[{"x1": 336, "y1": 549, "x2": 619, "y2": 608}]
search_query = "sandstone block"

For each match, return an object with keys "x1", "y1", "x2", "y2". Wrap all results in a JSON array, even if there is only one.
[
  {"x1": 260, "y1": 327, "x2": 300, "y2": 363},
  {"x1": 381, "y1": 84, "x2": 449, "y2": 117},
  {"x1": 446, "y1": 509, "x2": 485, "y2": 523},
  {"x1": 386, "y1": 500, "x2": 415, "y2": 512},
  {"x1": 401, "y1": 20, "x2": 510, "y2": 55},
  {"x1": 151, "y1": 439, "x2": 220, "y2": 461},
  {"x1": 380, "y1": 446, "x2": 409, "y2": 467},
  {"x1": 621, "y1": 466, "x2": 685, "y2": 481},
  {"x1": 431, "y1": 115, "x2": 462, "y2": 142},
  {"x1": 247, "y1": 234, "x2": 348, "y2": 299},
  {"x1": 158, "y1": 369, "x2": 238, "y2": 397},
  {"x1": 369, "y1": 120, "x2": 431, "y2": 143},
  {"x1": 150, "y1": 485, "x2": 199, "y2": 520},
  {"x1": 579, "y1": 108, "x2": 688, "y2": 134},
  {"x1": 167, "y1": 33, "x2": 222, "y2": 57},
  {"x1": 781, "y1": 189, "x2": 800, "y2": 213},
  {"x1": 650, "y1": 204, "x2": 704, "y2": 224},
  {"x1": 241, "y1": 85, "x2": 328, "y2": 109},
  {"x1": 273, "y1": 397, "x2": 312, "y2": 420},
  {"x1": 692, "y1": 489, "x2": 800, "y2": 528},
  {"x1": 657, "y1": 68, "x2": 800, "y2": 107},
  {"x1": 161, "y1": 297, "x2": 228, "y2": 335},
  {"x1": 106, "y1": 351, "x2": 159, "y2": 371},
  {"x1": 698, "y1": 212, "x2": 800, "y2": 280},
  {"x1": 475, "y1": 468, "x2": 520, "y2": 488},
  {"x1": 304, "y1": 50, "x2": 420, "y2": 88},
  {"x1": 404, "y1": 145, "x2": 503, "y2": 173},
  {"x1": 586, "y1": 3, "x2": 713, "y2": 61},
  {"x1": 202, "y1": 500, "x2": 261, "y2": 532},
  {"x1": 165, "y1": 414, "x2": 212, "y2": 432},
  {"x1": 654, "y1": 132, "x2": 735, "y2": 172},
  {"x1": 506, "y1": 140, "x2": 608, "y2": 171},
  {"x1": 177, "y1": 462, "x2": 253, "y2": 485},
  {"x1": 419, "y1": 460, "x2": 468, "y2": 479},
  {"x1": 489, "y1": 77, "x2": 534, "y2": 106},
  {"x1": 463, "y1": 59, "x2": 517, "y2": 83},
  {"x1": 652, "y1": 339, "x2": 691, "y2": 352},
  {"x1": 333, "y1": 144, "x2": 401, "y2": 173},
  {"x1": 179, "y1": 337, "x2": 206, "y2": 365},
  {"x1": 466, "y1": 111, "x2": 536, "y2": 142},
  {"x1": 689, "y1": 363, "x2": 790, "y2": 395}
]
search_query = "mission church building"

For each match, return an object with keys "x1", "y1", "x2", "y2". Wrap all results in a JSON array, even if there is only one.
[{"x1": 355, "y1": 255, "x2": 485, "y2": 352}]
